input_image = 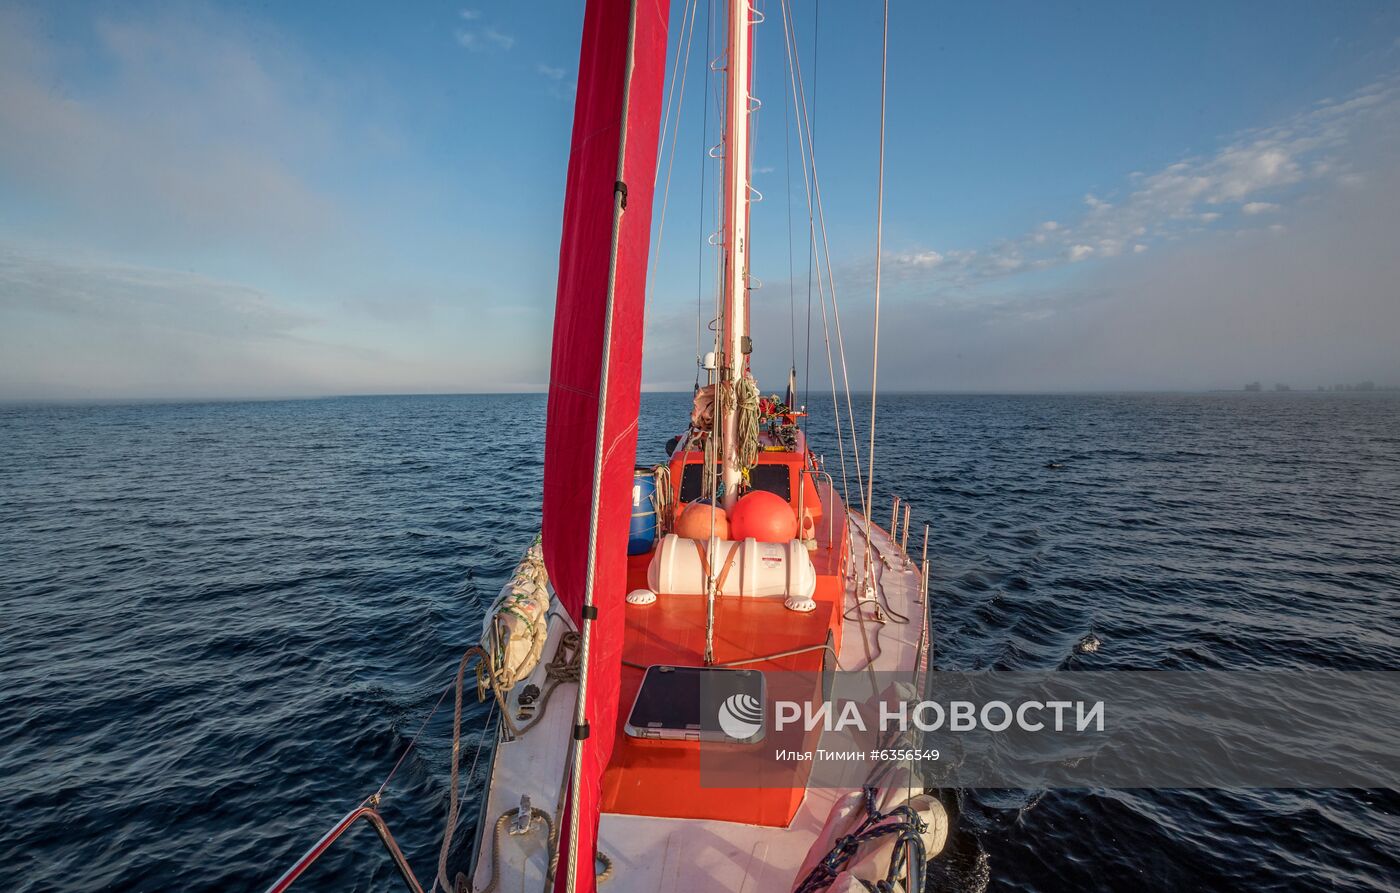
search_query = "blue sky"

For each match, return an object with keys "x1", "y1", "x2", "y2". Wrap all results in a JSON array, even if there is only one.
[{"x1": 2, "y1": 0, "x2": 1398, "y2": 398}]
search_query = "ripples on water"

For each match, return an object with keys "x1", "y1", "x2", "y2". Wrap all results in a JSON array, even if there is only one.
[{"x1": 2, "y1": 392, "x2": 1397, "y2": 891}]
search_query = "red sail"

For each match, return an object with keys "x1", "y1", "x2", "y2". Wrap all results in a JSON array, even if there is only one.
[{"x1": 541, "y1": 0, "x2": 670, "y2": 890}]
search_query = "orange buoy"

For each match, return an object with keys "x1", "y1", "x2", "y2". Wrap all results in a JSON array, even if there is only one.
[
  {"x1": 675, "y1": 502, "x2": 730, "y2": 541},
  {"x1": 729, "y1": 490, "x2": 798, "y2": 543}
]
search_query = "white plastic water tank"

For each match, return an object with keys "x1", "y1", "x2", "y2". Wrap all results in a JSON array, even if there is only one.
[{"x1": 646, "y1": 533, "x2": 817, "y2": 599}]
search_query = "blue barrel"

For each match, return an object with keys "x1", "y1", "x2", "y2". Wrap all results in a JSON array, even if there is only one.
[{"x1": 629, "y1": 467, "x2": 659, "y2": 555}]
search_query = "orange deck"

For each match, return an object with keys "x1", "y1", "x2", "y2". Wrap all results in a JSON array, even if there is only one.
[{"x1": 599, "y1": 480, "x2": 849, "y2": 827}]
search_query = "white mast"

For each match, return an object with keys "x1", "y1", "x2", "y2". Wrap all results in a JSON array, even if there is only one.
[{"x1": 719, "y1": 0, "x2": 753, "y2": 510}]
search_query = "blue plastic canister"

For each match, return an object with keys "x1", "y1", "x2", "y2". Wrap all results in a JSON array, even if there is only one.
[{"x1": 628, "y1": 467, "x2": 659, "y2": 555}]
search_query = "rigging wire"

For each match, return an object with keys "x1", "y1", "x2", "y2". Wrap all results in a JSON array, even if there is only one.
[
  {"x1": 562, "y1": 0, "x2": 642, "y2": 885},
  {"x1": 863, "y1": 0, "x2": 891, "y2": 609},
  {"x1": 375, "y1": 676, "x2": 454, "y2": 801},
  {"x1": 781, "y1": 0, "x2": 796, "y2": 379},
  {"x1": 704, "y1": 0, "x2": 732, "y2": 510},
  {"x1": 783, "y1": 0, "x2": 875, "y2": 533},
  {"x1": 649, "y1": 0, "x2": 699, "y2": 386},
  {"x1": 654, "y1": 0, "x2": 696, "y2": 184},
  {"x1": 652, "y1": 0, "x2": 700, "y2": 279},
  {"x1": 777, "y1": 0, "x2": 839, "y2": 476},
  {"x1": 709, "y1": 0, "x2": 725, "y2": 397},
  {"x1": 695, "y1": 0, "x2": 714, "y2": 385},
  {"x1": 707, "y1": 0, "x2": 724, "y2": 502},
  {"x1": 779, "y1": 0, "x2": 856, "y2": 507},
  {"x1": 800, "y1": 0, "x2": 818, "y2": 431}
]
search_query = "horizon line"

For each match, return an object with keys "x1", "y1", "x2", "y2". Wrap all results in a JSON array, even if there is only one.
[{"x1": 4, "y1": 386, "x2": 1397, "y2": 408}]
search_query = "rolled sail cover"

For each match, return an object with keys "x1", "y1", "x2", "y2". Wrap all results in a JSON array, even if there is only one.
[{"x1": 541, "y1": 0, "x2": 670, "y2": 891}]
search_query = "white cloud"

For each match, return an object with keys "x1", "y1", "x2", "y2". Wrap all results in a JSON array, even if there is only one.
[
  {"x1": 745, "y1": 161, "x2": 1400, "y2": 393},
  {"x1": 536, "y1": 62, "x2": 575, "y2": 100},
  {"x1": 456, "y1": 16, "x2": 513, "y2": 52},
  {"x1": 485, "y1": 27, "x2": 515, "y2": 50},
  {"x1": 1208, "y1": 147, "x2": 1299, "y2": 202},
  {"x1": 890, "y1": 249, "x2": 945, "y2": 269},
  {"x1": 884, "y1": 76, "x2": 1400, "y2": 284}
]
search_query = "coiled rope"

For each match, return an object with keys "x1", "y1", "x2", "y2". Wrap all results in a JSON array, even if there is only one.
[
  {"x1": 792, "y1": 786, "x2": 928, "y2": 893},
  {"x1": 498, "y1": 630, "x2": 581, "y2": 738},
  {"x1": 651, "y1": 463, "x2": 675, "y2": 536},
  {"x1": 474, "y1": 805, "x2": 555, "y2": 893},
  {"x1": 596, "y1": 851, "x2": 614, "y2": 884},
  {"x1": 736, "y1": 375, "x2": 760, "y2": 470}
]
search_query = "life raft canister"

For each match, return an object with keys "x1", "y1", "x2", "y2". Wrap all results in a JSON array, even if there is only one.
[{"x1": 646, "y1": 533, "x2": 817, "y2": 600}]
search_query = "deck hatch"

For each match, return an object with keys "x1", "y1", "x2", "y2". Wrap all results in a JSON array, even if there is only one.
[{"x1": 623, "y1": 665, "x2": 767, "y2": 743}]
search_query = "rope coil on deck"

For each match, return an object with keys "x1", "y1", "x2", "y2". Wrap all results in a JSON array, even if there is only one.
[{"x1": 473, "y1": 805, "x2": 555, "y2": 893}]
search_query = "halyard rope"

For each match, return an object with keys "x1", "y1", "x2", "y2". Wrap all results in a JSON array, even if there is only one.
[
  {"x1": 436, "y1": 645, "x2": 489, "y2": 892},
  {"x1": 436, "y1": 629, "x2": 582, "y2": 891}
]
